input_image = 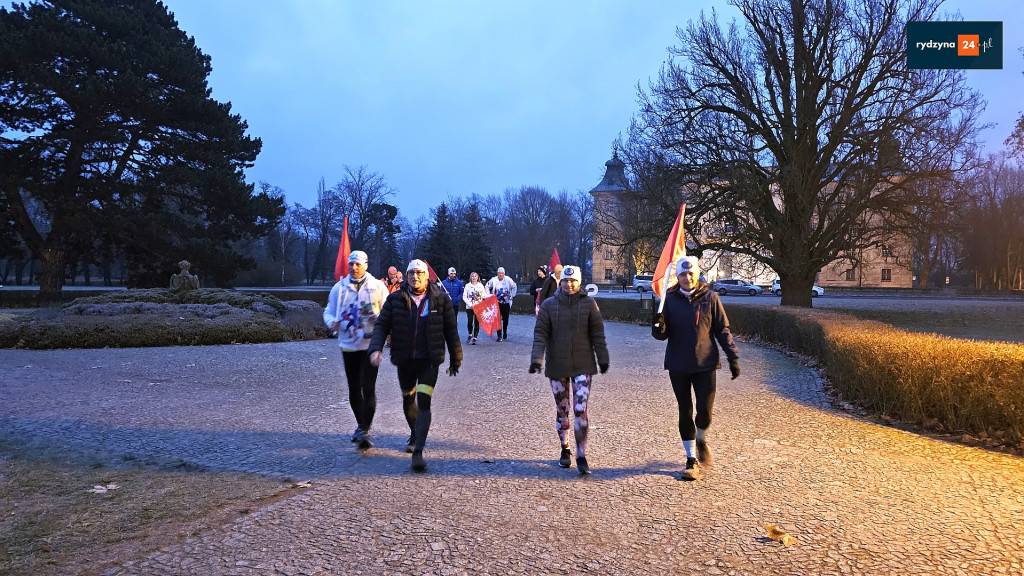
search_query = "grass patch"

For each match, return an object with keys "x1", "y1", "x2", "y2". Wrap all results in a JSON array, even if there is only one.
[
  {"x1": 0, "y1": 432, "x2": 302, "y2": 576},
  {"x1": 727, "y1": 304, "x2": 1024, "y2": 446}
]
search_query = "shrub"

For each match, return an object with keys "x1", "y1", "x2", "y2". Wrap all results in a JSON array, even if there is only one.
[
  {"x1": 0, "y1": 288, "x2": 331, "y2": 349},
  {"x1": 727, "y1": 304, "x2": 1024, "y2": 443}
]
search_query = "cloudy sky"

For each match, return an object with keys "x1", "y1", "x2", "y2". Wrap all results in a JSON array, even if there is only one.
[{"x1": 161, "y1": 0, "x2": 1023, "y2": 222}]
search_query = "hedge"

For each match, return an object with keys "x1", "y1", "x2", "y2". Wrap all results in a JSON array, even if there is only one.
[{"x1": 726, "y1": 304, "x2": 1024, "y2": 443}]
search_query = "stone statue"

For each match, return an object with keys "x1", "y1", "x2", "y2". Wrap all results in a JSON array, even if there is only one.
[{"x1": 169, "y1": 260, "x2": 200, "y2": 293}]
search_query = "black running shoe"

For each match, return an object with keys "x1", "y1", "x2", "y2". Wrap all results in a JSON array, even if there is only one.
[
  {"x1": 696, "y1": 440, "x2": 713, "y2": 467},
  {"x1": 495, "y1": 334, "x2": 502, "y2": 342},
  {"x1": 576, "y1": 456, "x2": 591, "y2": 475},
  {"x1": 682, "y1": 457, "x2": 701, "y2": 481},
  {"x1": 350, "y1": 427, "x2": 364, "y2": 443},
  {"x1": 406, "y1": 434, "x2": 416, "y2": 454},
  {"x1": 558, "y1": 447, "x2": 572, "y2": 468},
  {"x1": 411, "y1": 450, "x2": 427, "y2": 473},
  {"x1": 357, "y1": 433, "x2": 373, "y2": 451}
]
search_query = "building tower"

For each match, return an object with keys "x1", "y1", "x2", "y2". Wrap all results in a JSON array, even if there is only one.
[{"x1": 589, "y1": 148, "x2": 630, "y2": 283}]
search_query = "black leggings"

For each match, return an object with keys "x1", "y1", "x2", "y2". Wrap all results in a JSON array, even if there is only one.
[
  {"x1": 398, "y1": 359, "x2": 439, "y2": 452},
  {"x1": 465, "y1": 308, "x2": 479, "y2": 337},
  {"x1": 498, "y1": 302, "x2": 510, "y2": 337},
  {"x1": 342, "y1": 350, "x2": 379, "y2": 432},
  {"x1": 669, "y1": 370, "x2": 717, "y2": 441}
]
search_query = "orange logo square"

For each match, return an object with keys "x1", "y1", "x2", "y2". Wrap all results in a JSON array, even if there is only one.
[{"x1": 958, "y1": 34, "x2": 979, "y2": 56}]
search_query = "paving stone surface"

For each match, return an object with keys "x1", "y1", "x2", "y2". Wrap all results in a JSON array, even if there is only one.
[{"x1": 3, "y1": 317, "x2": 1023, "y2": 575}]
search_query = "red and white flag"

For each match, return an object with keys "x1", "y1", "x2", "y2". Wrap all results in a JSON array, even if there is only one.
[
  {"x1": 651, "y1": 204, "x2": 686, "y2": 310},
  {"x1": 473, "y1": 294, "x2": 502, "y2": 337},
  {"x1": 333, "y1": 216, "x2": 350, "y2": 282}
]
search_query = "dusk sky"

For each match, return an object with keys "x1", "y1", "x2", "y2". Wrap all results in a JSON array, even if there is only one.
[{"x1": 161, "y1": 0, "x2": 1024, "y2": 222}]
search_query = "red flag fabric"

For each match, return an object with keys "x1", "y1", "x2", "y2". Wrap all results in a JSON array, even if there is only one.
[
  {"x1": 423, "y1": 260, "x2": 440, "y2": 283},
  {"x1": 473, "y1": 294, "x2": 502, "y2": 337},
  {"x1": 651, "y1": 204, "x2": 687, "y2": 301},
  {"x1": 549, "y1": 248, "x2": 561, "y2": 273},
  {"x1": 334, "y1": 217, "x2": 350, "y2": 282}
]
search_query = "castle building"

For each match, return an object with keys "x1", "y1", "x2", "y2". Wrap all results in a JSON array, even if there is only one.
[{"x1": 589, "y1": 150, "x2": 630, "y2": 283}]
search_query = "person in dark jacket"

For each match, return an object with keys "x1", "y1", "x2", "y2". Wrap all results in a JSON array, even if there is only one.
[
  {"x1": 537, "y1": 263, "x2": 563, "y2": 305},
  {"x1": 529, "y1": 264, "x2": 610, "y2": 475},
  {"x1": 369, "y1": 259, "x2": 463, "y2": 473},
  {"x1": 529, "y1": 266, "x2": 547, "y2": 314},
  {"x1": 652, "y1": 256, "x2": 739, "y2": 482},
  {"x1": 440, "y1": 267, "x2": 464, "y2": 312}
]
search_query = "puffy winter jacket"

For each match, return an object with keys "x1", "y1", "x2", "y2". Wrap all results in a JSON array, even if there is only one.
[
  {"x1": 531, "y1": 289, "x2": 609, "y2": 379},
  {"x1": 652, "y1": 282, "x2": 738, "y2": 373},
  {"x1": 369, "y1": 283, "x2": 463, "y2": 369}
]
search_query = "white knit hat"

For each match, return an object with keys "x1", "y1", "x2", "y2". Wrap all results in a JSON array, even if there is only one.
[
  {"x1": 676, "y1": 256, "x2": 700, "y2": 276},
  {"x1": 407, "y1": 259, "x2": 428, "y2": 273},
  {"x1": 348, "y1": 250, "x2": 368, "y2": 264},
  {"x1": 561, "y1": 265, "x2": 582, "y2": 283}
]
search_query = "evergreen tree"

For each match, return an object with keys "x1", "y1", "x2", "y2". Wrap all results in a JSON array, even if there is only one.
[
  {"x1": 421, "y1": 202, "x2": 455, "y2": 273},
  {"x1": 458, "y1": 203, "x2": 494, "y2": 279},
  {"x1": 0, "y1": 0, "x2": 283, "y2": 296}
]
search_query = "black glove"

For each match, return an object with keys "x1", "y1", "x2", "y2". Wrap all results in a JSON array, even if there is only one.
[
  {"x1": 599, "y1": 363, "x2": 609, "y2": 374},
  {"x1": 729, "y1": 358, "x2": 740, "y2": 380},
  {"x1": 529, "y1": 362, "x2": 542, "y2": 374},
  {"x1": 446, "y1": 365, "x2": 459, "y2": 377},
  {"x1": 652, "y1": 313, "x2": 666, "y2": 336}
]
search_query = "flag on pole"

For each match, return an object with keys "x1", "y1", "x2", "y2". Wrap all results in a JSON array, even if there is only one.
[
  {"x1": 423, "y1": 260, "x2": 448, "y2": 297},
  {"x1": 549, "y1": 248, "x2": 561, "y2": 273},
  {"x1": 651, "y1": 204, "x2": 687, "y2": 311},
  {"x1": 334, "y1": 217, "x2": 351, "y2": 282},
  {"x1": 474, "y1": 294, "x2": 502, "y2": 337}
]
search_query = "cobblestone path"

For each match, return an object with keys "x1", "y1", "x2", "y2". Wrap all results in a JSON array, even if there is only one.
[{"x1": 2, "y1": 319, "x2": 1022, "y2": 575}]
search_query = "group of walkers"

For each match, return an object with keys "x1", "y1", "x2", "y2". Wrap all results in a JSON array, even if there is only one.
[{"x1": 324, "y1": 251, "x2": 740, "y2": 481}]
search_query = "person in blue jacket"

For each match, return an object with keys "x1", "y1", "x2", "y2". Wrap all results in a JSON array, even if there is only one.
[
  {"x1": 652, "y1": 256, "x2": 740, "y2": 482},
  {"x1": 440, "y1": 267, "x2": 464, "y2": 313}
]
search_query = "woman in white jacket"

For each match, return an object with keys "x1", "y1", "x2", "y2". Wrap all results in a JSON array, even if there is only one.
[
  {"x1": 462, "y1": 271, "x2": 487, "y2": 345},
  {"x1": 323, "y1": 251, "x2": 388, "y2": 450}
]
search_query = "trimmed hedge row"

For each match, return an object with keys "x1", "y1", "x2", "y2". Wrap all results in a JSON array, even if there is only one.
[{"x1": 726, "y1": 304, "x2": 1024, "y2": 443}]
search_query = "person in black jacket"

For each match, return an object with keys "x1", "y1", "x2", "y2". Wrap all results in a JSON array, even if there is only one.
[
  {"x1": 529, "y1": 265, "x2": 547, "y2": 314},
  {"x1": 652, "y1": 256, "x2": 739, "y2": 482},
  {"x1": 537, "y1": 263, "x2": 563, "y2": 305},
  {"x1": 369, "y1": 259, "x2": 463, "y2": 473}
]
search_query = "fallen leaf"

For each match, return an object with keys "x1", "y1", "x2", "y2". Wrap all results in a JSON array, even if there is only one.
[
  {"x1": 88, "y1": 486, "x2": 108, "y2": 493},
  {"x1": 764, "y1": 524, "x2": 797, "y2": 546}
]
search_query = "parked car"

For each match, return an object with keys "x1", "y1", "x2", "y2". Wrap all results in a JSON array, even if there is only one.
[
  {"x1": 771, "y1": 278, "x2": 824, "y2": 297},
  {"x1": 632, "y1": 274, "x2": 654, "y2": 292},
  {"x1": 712, "y1": 279, "x2": 763, "y2": 296}
]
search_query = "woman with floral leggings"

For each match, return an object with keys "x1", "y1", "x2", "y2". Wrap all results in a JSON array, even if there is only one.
[{"x1": 529, "y1": 265, "x2": 609, "y2": 475}]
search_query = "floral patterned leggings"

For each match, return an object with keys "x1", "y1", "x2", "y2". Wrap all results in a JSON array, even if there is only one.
[{"x1": 550, "y1": 374, "x2": 592, "y2": 457}]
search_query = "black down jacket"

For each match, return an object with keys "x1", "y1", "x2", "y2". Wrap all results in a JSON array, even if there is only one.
[{"x1": 369, "y1": 282, "x2": 462, "y2": 369}]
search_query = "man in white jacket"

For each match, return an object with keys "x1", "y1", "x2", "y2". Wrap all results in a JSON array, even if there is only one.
[
  {"x1": 323, "y1": 250, "x2": 388, "y2": 450},
  {"x1": 485, "y1": 266, "x2": 517, "y2": 342}
]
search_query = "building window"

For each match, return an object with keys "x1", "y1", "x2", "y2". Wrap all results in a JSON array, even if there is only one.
[
  {"x1": 845, "y1": 269, "x2": 855, "y2": 281},
  {"x1": 882, "y1": 246, "x2": 893, "y2": 259},
  {"x1": 881, "y1": 268, "x2": 892, "y2": 282},
  {"x1": 604, "y1": 268, "x2": 613, "y2": 280},
  {"x1": 604, "y1": 249, "x2": 614, "y2": 260}
]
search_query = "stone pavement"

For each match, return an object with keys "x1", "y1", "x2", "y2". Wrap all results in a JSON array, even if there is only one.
[{"x1": 2, "y1": 318, "x2": 1023, "y2": 575}]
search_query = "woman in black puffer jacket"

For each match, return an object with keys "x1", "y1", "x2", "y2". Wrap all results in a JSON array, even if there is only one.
[{"x1": 529, "y1": 264, "x2": 609, "y2": 475}]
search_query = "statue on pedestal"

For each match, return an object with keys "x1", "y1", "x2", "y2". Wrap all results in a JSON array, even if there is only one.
[{"x1": 169, "y1": 260, "x2": 199, "y2": 293}]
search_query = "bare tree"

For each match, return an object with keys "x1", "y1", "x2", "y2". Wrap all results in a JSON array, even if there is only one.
[
  {"x1": 630, "y1": 0, "x2": 983, "y2": 306},
  {"x1": 333, "y1": 165, "x2": 395, "y2": 250}
]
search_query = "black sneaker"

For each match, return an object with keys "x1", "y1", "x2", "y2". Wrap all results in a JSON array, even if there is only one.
[
  {"x1": 471, "y1": 337, "x2": 477, "y2": 345},
  {"x1": 576, "y1": 456, "x2": 591, "y2": 476},
  {"x1": 406, "y1": 434, "x2": 416, "y2": 454},
  {"x1": 696, "y1": 440, "x2": 713, "y2": 467},
  {"x1": 681, "y1": 457, "x2": 701, "y2": 481},
  {"x1": 466, "y1": 335, "x2": 472, "y2": 344},
  {"x1": 495, "y1": 334, "x2": 502, "y2": 342},
  {"x1": 357, "y1": 433, "x2": 373, "y2": 451},
  {"x1": 350, "y1": 427, "x2": 364, "y2": 443},
  {"x1": 411, "y1": 450, "x2": 427, "y2": 473},
  {"x1": 558, "y1": 447, "x2": 572, "y2": 468}
]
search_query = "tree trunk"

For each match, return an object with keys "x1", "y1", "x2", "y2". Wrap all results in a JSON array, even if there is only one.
[
  {"x1": 778, "y1": 272, "x2": 816, "y2": 307},
  {"x1": 37, "y1": 246, "x2": 68, "y2": 305}
]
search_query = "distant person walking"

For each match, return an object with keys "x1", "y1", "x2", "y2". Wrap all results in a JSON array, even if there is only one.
[
  {"x1": 323, "y1": 250, "x2": 388, "y2": 451},
  {"x1": 462, "y1": 271, "x2": 486, "y2": 344},
  {"x1": 369, "y1": 259, "x2": 462, "y2": 473},
  {"x1": 620, "y1": 274, "x2": 628, "y2": 293},
  {"x1": 529, "y1": 266, "x2": 547, "y2": 314},
  {"x1": 485, "y1": 267, "x2": 517, "y2": 342},
  {"x1": 651, "y1": 256, "x2": 740, "y2": 482},
  {"x1": 440, "y1": 267, "x2": 464, "y2": 313},
  {"x1": 537, "y1": 263, "x2": 562, "y2": 305},
  {"x1": 529, "y1": 265, "x2": 609, "y2": 475}
]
